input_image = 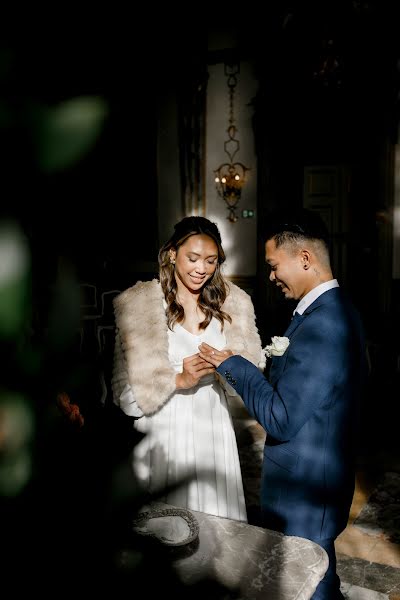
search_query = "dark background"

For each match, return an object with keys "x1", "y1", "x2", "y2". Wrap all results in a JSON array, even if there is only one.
[{"x1": 1, "y1": 3, "x2": 399, "y2": 591}]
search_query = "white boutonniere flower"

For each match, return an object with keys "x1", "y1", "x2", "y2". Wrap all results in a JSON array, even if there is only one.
[{"x1": 263, "y1": 336, "x2": 290, "y2": 359}]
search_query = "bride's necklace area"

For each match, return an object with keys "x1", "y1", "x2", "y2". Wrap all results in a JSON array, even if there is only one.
[
  {"x1": 177, "y1": 294, "x2": 205, "y2": 333},
  {"x1": 181, "y1": 302, "x2": 204, "y2": 321}
]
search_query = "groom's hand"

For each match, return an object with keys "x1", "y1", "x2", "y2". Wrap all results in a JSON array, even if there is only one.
[{"x1": 198, "y1": 342, "x2": 233, "y2": 368}]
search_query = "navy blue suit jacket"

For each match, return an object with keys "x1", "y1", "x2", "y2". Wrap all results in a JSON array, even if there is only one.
[{"x1": 217, "y1": 287, "x2": 366, "y2": 542}]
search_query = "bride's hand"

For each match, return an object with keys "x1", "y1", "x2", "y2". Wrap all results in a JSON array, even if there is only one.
[
  {"x1": 175, "y1": 352, "x2": 215, "y2": 389},
  {"x1": 198, "y1": 342, "x2": 233, "y2": 368}
]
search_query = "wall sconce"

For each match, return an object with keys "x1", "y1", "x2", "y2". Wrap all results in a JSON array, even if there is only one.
[{"x1": 214, "y1": 62, "x2": 249, "y2": 223}]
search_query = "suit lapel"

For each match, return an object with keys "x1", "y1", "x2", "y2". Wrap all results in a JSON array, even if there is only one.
[
  {"x1": 270, "y1": 313, "x2": 304, "y2": 381},
  {"x1": 285, "y1": 287, "x2": 341, "y2": 337},
  {"x1": 270, "y1": 288, "x2": 341, "y2": 382},
  {"x1": 283, "y1": 312, "x2": 304, "y2": 337}
]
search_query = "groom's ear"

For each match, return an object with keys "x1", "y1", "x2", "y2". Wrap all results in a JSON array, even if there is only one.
[{"x1": 300, "y1": 249, "x2": 311, "y2": 270}]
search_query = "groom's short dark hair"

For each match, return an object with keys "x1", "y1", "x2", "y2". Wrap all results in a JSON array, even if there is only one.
[{"x1": 262, "y1": 208, "x2": 330, "y2": 248}]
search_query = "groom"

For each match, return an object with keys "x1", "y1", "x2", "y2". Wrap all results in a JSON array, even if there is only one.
[{"x1": 199, "y1": 209, "x2": 367, "y2": 599}]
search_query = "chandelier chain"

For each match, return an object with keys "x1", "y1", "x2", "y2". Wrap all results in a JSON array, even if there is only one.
[{"x1": 214, "y1": 62, "x2": 250, "y2": 223}]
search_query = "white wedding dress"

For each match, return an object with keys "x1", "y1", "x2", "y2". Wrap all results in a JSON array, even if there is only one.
[{"x1": 132, "y1": 317, "x2": 247, "y2": 522}]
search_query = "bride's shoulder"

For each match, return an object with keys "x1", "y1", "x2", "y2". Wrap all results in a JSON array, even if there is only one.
[
  {"x1": 223, "y1": 280, "x2": 251, "y2": 302},
  {"x1": 114, "y1": 279, "x2": 161, "y2": 310}
]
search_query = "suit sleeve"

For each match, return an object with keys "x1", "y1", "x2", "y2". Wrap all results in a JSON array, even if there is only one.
[{"x1": 217, "y1": 313, "x2": 348, "y2": 441}]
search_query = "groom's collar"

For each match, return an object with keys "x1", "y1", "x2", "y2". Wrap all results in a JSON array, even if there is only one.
[{"x1": 294, "y1": 279, "x2": 339, "y2": 316}]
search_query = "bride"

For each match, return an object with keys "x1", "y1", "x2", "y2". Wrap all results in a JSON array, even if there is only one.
[{"x1": 112, "y1": 216, "x2": 264, "y2": 521}]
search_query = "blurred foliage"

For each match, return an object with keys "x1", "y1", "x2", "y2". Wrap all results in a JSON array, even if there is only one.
[
  {"x1": 0, "y1": 30, "x2": 142, "y2": 593},
  {"x1": 0, "y1": 26, "x2": 231, "y2": 598},
  {"x1": 31, "y1": 96, "x2": 108, "y2": 173},
  {"x1": 0, "y1": 221, "x2": 31, "y2": 338},
  {"x1": 0, "y1": 389, "x2": 34, "y2": 496}
]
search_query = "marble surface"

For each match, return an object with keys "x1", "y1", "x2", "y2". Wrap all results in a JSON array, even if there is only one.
[{"x1": 153, "y1": 506, "x2": 329, "y2": 600}]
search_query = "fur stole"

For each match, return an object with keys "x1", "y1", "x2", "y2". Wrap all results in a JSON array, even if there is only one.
[{"x1": 112, "y1": 279, "x2": 264, "y2": 415}]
